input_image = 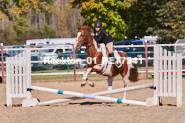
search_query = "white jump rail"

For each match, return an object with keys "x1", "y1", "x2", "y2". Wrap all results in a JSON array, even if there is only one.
[
  {"x1": 34, "y1": 83, "x2": 154, "y2": 106},
  {"x1": 24, "y1": 85, "x2": 147, "y2": 107}
]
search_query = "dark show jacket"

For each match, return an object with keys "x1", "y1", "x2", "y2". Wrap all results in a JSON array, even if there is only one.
[{"x1": 93, "y1": 29, "x2": 114, "y2": 45}]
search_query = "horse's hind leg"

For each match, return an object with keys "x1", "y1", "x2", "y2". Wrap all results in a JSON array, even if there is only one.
[{"x1": 81, "y1": 68, "x2": 93, "y2": 87}]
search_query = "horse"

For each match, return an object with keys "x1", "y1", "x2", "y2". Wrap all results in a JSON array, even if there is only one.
[{"x1": 75, "y1": 26, "x2": 139, "y2": 99}]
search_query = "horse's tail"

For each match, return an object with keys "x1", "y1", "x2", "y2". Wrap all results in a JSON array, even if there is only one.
[{"x1": 129, "y1": 63, "x2": 139, "y2": 82}]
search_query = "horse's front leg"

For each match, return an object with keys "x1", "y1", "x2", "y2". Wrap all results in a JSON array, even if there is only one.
[
  {"x1": 81, "y1": 67, "x2": 94, "y2": 87},
  {"x1": 107, "y1": 76, "x2": 114, "y2": 97},
  {"x1": 122, "y1": 78, "x2": 128, "y2": 99}
]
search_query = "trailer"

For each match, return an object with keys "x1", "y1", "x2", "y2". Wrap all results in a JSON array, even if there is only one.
[{"x1": 26, "y1": 38, "x2": 76, "y2": 46}]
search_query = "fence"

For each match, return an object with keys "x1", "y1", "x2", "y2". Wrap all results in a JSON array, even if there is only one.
[{"x1": 1, "y1": 43, "x2": 185, "y2": 83}]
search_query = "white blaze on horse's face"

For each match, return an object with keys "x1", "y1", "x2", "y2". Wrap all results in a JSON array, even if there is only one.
[
  {"x1": 75, "y1": 32, "x2": 82, "y2": 50},
  {"x1": 77, "y1": 32, "x2": 81, "y2": 39}
]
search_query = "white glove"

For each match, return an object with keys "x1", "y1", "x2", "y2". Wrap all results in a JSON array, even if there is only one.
[{"x1": 91, "y1": 33, "x2": 95, "y2": 36}]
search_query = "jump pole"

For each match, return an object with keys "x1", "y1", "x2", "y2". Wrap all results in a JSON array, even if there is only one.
[
  {"x1": 37, "y1": 83, "x2": 153, "y2": 106},
  {"x1": 29, "y1": 85, "x2": 146, "y2": 106},
  {"x1": 27, "y1": 83, "x2": 153, "y2": 106}
]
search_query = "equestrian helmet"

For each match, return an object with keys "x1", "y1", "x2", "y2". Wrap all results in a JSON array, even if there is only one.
[{"x1": 94, "y1": 20, "x2": 102, "y2": 28}]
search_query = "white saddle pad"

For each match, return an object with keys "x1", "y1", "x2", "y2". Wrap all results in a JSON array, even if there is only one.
[
  {"x1": 99, "y1": 43, "x2": 107, "y2": 57},
  {"x1": 98, "y1": 43, "x2": 121, "y2": 75}
]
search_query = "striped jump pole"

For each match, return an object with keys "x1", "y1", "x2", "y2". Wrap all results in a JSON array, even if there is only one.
[
  {"x1": 37, "y1": 83, "x2": 153, "y2": 106},
  {"x1": 29, "y1": 86, "x2": 147, "y2": 106}
]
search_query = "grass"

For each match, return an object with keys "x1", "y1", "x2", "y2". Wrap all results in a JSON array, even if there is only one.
[
  {"x1": 31, "y1": 65, "x2": 154, "y2": 74},
  {"x1": 31, "y1": 66, "x2": 86, "y2": 73},
  {"x1": 31, "y1": 74, "x2": 101, "y2": 80},
  {"x1": 31, "y1": 72, "x2": 152, "y2": 81}
]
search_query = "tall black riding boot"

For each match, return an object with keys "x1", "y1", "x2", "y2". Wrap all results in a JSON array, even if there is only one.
[{"x1": 109, "y1": 53, "x2": 119, "y2": 69}]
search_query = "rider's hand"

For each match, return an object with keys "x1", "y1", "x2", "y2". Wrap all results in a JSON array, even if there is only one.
[{"x1": 91, "y1": 33, "x2": 94, "y2": 36}]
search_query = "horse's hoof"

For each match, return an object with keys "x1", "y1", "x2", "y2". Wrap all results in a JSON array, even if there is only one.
[
  {"x1": 81, "y1": 83, "x2": 86, "y2": 87},
  {"x1": 87, "y1": 80, "x2": 94, "y2": 87},
  {"x1": 89, "y1": 83, "x2": 94, "y2": 87}
]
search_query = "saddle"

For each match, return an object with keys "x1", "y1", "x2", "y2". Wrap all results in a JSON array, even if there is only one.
[{"x1": 98, "y1": 43, "x2": 121, "y2": 62}]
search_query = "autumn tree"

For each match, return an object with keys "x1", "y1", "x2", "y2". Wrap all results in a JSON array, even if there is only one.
[
  {"x1": 68, "y1": 0, "x2": 134, "y2": 41},
  {"x1": 0, "y1": 0, "x2": 53, "y2": 20}
]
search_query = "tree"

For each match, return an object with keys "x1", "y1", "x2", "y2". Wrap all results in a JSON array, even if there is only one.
[
  {"x1": 0, "y1": 0, "x2": 53, "y2": 20},
  {"x1": 0, "y1": 25, "x2": 17, "y2": 45},
  {"x1": 147, "y1": 0, "x2": 185, "y2": 44},
  {"x1": 12, "y1": 16, "x2": 29, "y2": 37},
  {"x1": 123, "y1": 0, "x2": 161, "y2": 39},
  {"x1": 68, "y1": 0, "x2": 134, "y2": 41},
  {"x1": 121, "y1": 0, "x2": 185, "y2": 43},
  {"x1": 36, "y1": 25, "x2": 57, "y2": 38}
]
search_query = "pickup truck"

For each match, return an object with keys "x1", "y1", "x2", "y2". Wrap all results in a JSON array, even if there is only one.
[{"x1": 113, "y1": 40, "x2": 153, "y2": 67}]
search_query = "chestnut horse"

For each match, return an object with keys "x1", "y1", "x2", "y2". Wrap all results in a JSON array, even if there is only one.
[{"x1": 75, "y1": 26, "x2": 138, "y2": 99}]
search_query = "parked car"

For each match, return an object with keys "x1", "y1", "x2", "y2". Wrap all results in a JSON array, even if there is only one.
[
  {"x1": 57, "y1": 48, "x2": 87, "y2": 69},
  {"x1": 31, "y1": 44, "x2": 73, "y2": 70},
  {"x1": 3, "y1": 45, "x2": 26, "y2": 57},
  {"x1": 113, "y1": 40, "x2": 154, "y2": 66},
  {"x1": 113, "y1": 40, "x2": 145, "y2": 57}
]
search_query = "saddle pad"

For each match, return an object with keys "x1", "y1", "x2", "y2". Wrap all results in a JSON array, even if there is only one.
[
  {"x1": 113, "y1": 50, "x2": 121, "y2": 60},
  {"x1": 99, "y1": 43, "x2": 107, "y2": 57}
]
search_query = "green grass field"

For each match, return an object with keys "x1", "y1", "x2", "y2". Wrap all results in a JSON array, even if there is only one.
[{"x1": 31, "y1": 74, "x2": 101, "y2": 81}]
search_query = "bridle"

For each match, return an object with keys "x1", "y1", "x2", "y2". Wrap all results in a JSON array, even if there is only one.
[
  {"x1": 78, "y1": 31, "x2": 97, "y2": 58},
  {"x1": 78, "y1": 31, "x2": 94, "y2": 48}
]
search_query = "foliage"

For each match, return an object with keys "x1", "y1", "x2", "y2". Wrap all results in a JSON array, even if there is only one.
[
  {"x1": 16, "y1": 30, "x2": 39, "y2": 43},
  {"x1": 0, "y1": 0, "x2": 53, "y2": 20},
  {"x1": 147, "y1": 0, "x2": 185, "y2": 44},
  {"x1": 68, "y1": 0, "x2": 134, "y2": 41},
  {"x1": 123, "y1": 0, "x2": 160, "y2": 40},
  {"x1": 12, "y1": 17, "x2": 29, "y2": 37},
  {"x1": 36, "y1": 25, "x2": 57, "y2": 38},
  {"x1": 0, "y1": 26, "x2": 17, "y2": 45},
  {"x1": 121, "y1": 0, "x2": 185, "y2": 43},
  {"x1": 58, "y1": 11, "x2": 68, "y2": 30}
]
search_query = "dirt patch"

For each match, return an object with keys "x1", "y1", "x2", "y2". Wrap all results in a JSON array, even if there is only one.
[{"x1": 1, "y1": 74, "x2": 185, "y2": 123}]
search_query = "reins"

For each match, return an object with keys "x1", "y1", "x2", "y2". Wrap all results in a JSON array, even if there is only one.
[{"x1": 79, "y1": 31, "x2": 97, "y2": 58}]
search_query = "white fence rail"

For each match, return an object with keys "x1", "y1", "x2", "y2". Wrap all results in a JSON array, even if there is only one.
[{"x1": 1, "y1": 43, "x2": 185, "y2": 76}]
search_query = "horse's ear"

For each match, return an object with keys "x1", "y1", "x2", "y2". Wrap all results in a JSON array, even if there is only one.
[{"x1": 78, "y1": 26, "x2": 81, "y2": 30}]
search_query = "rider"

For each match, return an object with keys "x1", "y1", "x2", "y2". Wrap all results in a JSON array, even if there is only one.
[{"x1": 93, "y1": 20, "x2": 119, "y2": 67}]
